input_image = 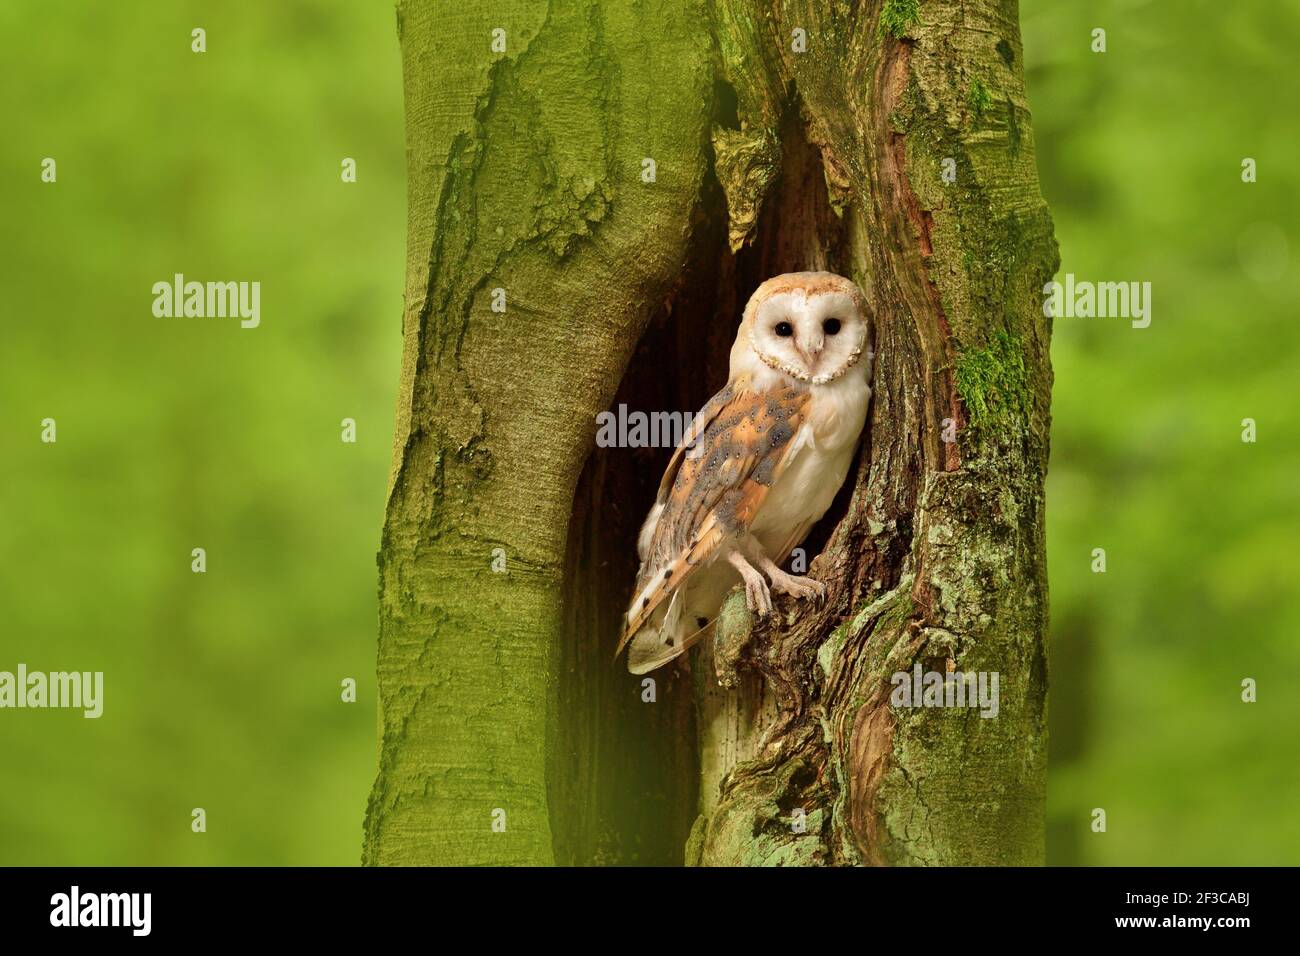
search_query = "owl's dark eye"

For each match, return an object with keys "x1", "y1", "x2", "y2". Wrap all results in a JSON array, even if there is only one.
[
  {"x1": 774, "y1": 321, "x2": 793, "y2": 337},
  {"x1": 823, "y1": 318, "x2": 842, "y2": 335}
]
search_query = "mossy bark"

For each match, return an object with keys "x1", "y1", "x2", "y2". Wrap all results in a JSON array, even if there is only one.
[
  {"x1": 363, "y1": 0, "x2": 714, "y2": 866},
  {"x1": 366, "y1": 0, "x2": 1056, "y2": 867}
]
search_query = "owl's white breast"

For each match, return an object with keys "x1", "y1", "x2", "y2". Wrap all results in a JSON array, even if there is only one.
[{"x1": 750, "y1": 367, "x2": 872, "y2": 555}]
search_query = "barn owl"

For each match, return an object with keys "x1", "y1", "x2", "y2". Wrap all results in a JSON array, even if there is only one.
[{"x1": 616, "y1": 272, "x2": 873, "y2": 675}]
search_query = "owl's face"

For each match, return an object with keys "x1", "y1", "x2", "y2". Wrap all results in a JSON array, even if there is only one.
[{"x1": 738, "y1": 273, "x2": 869, "y2": 386}]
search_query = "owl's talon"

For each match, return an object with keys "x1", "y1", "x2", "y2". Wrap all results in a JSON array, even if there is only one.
[
  {"x1": 746, "y1": 575, "x2": 772, "y2": 616},
  {"x1": 728, "y1": 549, "x2": 772, "y2": 617},
  {"x1": 767, "y1": 568, "x2": 824, "y2": 603}
]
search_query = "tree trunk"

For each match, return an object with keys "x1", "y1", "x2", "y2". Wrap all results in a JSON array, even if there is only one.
[{"x1": 365, "y1": 0, "x2": 1056, "y2": 867}]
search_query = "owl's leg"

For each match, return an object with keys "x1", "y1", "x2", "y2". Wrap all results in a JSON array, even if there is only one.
[
  {"x1": 726, "y1": 548, "x2": 772, "y2": 616},
  {"x1": 754, "y1": 552, "x2": 828, "y2": 603}
]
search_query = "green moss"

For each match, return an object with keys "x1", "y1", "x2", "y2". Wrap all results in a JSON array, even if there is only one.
[
  {"x1": 953, "y1": 329, "x2": 1029, "y2": 431},
  {"x1": 967, "y1": 77, "x2": 991, "y2": 120},
  {"x1": 819, "y1": 582, "x2": 915, "y2": 677},
  {"x1": 684, "y1": 814, "x2": 706, "y2": 866},
  {"x1": 878, "y1": 0, "x2": 920, "y2": 40}
]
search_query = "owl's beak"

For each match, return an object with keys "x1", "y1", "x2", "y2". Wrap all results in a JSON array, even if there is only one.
[{"x1": 796, "y1": 335, "x2": 823, "y2": 367}]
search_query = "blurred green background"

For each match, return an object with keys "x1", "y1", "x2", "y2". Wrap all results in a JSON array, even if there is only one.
[
  {"x1": 1, "y1": 2, "x2": 1295, "y2": 865},
  {"x1": 0, "y1": 2, "x2": 403, "y2": 864},
  {"x1": 1025, "y1": 1, "x2": 1300, "y2": 864}
]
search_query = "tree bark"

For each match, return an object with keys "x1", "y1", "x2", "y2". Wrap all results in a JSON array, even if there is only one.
[{"x1": 365, "y1": 0, "x2": 1056, "y2": 867}]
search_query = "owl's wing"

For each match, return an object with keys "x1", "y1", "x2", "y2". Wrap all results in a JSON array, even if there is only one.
[{"x1": 616, "y1": 381, "x2": 812, "y2": 658}]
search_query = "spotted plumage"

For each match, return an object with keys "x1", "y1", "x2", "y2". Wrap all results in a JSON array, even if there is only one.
[{"x1": 616, "y1": 272, "x2": 874, "y2": 674}]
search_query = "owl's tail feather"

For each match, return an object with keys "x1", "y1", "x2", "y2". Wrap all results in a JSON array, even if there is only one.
[{"x1": 626, "y1": 594, "x2": 715, "y2": 675}]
